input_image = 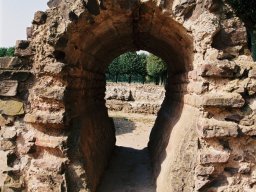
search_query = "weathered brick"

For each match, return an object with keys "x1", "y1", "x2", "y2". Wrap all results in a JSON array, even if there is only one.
[
  {"x1": 187, "y1": 81, "x2": 209, "y2": 94},
  {"x1": 26, "y1": 27, "x2": 33, "y2": 39},
  {"x1": 35, "y1": 134, "x2": 67, "y2": 149},
  {"x1": 32, "y1": 11, "x2": 47, "y2": 25},
  {"x1": 199, "y1": 148, "x2": 230, "y2": 164},
  {"x1": 195, "y1": 165, "x2": 214, "y2": 176},
  {"x1": 202, "y1": 92, "x2": 245, "y2": 108},
  {"x1": 248, "y1": 68, "x2": 256, "y2": 79},
  {"x1": 0, "y1": 100, "x2": 24, "y2": 116},
  {"x1": 198, "y1": 62, "x2": 240, "y2": 78},
  {"x1": 195, "y1": 179, "x2": 210, "y2": 191},
  {"x1": 239, "y1": 125, "x2": 256, "y2": 136},
  {"x1": 0, "y1": 114, "x2": 6, "y2": 126},
  {"x1": 15, "y1": 40, "x2": 33, "y2": 57},
  {"x1": 0, "y1": 140, "x2": 15, "y2": 151},
  {"x1": 24, "y1": 109, "x2": 65, "y2": 125},
  {"x1": 1, "y1": 128, "x2": 17, "y2": 140},
  {"x1": 0, "y1": 80, "x2": 18, "y2": 96},
  {"x1": 44, "y1": 62, "x2": 66, "y2": 74},
  {"x1": 197, "y1": 118, "x2": 238, "y2": 138}
]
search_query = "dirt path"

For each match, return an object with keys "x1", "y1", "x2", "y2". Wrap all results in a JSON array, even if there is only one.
[{"x1": 98, "y1": 111, "x2": 156, "y2": 192}]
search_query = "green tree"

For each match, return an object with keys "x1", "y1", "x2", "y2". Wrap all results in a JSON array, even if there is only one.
[
  {"x1": 118, "y1": 52, "x2": 140, "y2": 83},
  {"x1": 226, "y1": 0, "x2": 256, "y2": 61},
  {"x1": 0, "y1": 48, "x2": 7, "y2": 57},
  {"x1": 136, "y1": 53, "x2": 147, "y2": 83},
  {"x1": 146, "y1": 54, "x2": 167, "y2": 85},
  {"x1": 108, "y1": 57, "x2": 121, "y2": 82},
  {"x1": 6, "y1": 47, "x2": 15, "y2": 56}
]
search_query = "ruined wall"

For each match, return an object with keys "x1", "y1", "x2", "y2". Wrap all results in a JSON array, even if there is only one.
[
  {"x1": 0, "y1": 0, "x2": 256, "y2": 192},
  {"x1": 105, "y1": 83, "x2": 165, "y2": 114}
]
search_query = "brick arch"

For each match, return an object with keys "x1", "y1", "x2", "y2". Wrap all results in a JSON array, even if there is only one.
[
  {"x1": 1, "y1": 0, "x2": 256, "y2": 192},
  {"x1": 47, "y1": 1, "x2": 195, "y2": 191}
]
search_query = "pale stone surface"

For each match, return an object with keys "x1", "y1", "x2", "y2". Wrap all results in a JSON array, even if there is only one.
[
  {"x1": 195, "y1": 165, "x2": 214, "y2": 176},
  {"x1": 44, "y1": 62, "x2": 65, "y2": 74},
  {"x1": 197, "y1": 118, "x2": 238, "y2": 138},
  {"x1": 199, "y1": 148, "x2": 230, "y2": 164},
  {"x1": 0, "y1": 100, "x2": 24, "y2": 116},
  {"x1": 202, "y1": 92, "x2": 245, "y2": 108},
  {"x1": 0, "y1": 80, "x2": 18, "y2": 96}
]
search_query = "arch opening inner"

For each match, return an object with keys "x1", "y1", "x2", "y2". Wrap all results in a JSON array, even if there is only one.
[{"x1": 61, "y1": 4, "x2": 195, "y2": 191}]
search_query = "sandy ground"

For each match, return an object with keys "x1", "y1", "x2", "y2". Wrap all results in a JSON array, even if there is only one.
[
  {"x1": 98, "y1": 111, "x2": 156, "y2": 192},
  {"x1": 110, "y1": 111, "x2": 156, "y2": 149}
]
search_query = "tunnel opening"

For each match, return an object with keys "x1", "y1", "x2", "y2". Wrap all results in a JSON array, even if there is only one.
[
  {"x1": 105, "y1": 51, "x2": 166, "y2": 148},
  {"x1": 98, "y1": 51, "x2": 167, "y2": 191},
  {"x1": 59, "y1": 1, "x2": 195, "y2": 191}
]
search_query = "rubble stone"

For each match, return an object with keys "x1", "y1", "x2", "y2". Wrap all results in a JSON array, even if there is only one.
[
  {"x1": 197, "y1": 118, "x2": 238, "y2": 138},
  {"x1": 0, "y1": 80, "x2": 18, "y2": 96},
  {"x1": 0, "y1": 100, "x2": 24, "y2": 116},
  {"x1": 199, "y1": 148, "x2": 230, "y2": 164},
  {"x1": 202, "y1": 92, "x2": 245, "y2": 108}
]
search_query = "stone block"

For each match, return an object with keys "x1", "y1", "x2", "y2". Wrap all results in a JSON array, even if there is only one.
[
  {"x1": 2, "y1": 172, "x2": 23, "y2": 190},
  {"x1": 184, "y1": 94, "x2": 202, "y2": 107},
  {"x1": 238, "y1": 163, "x2": 251, "y2": 174},
  {"x1": 195, "y1": 165, "x2": 214, "y2": 176},
  {"x1": 246, "y1": 79, "x2": 256, "y2": 95},
  {"x1": 35, "y1": 134, "x2": 67, "y2": 149},
  {"x1": 0, "y1": 100, "x2": 24, "y2": 116},
  {"x1": 15, "y1": 40, "x2": 32, "y2": 57},
  {"x1": 26, "y1": 27, "x2": 32, "y2": 39},
  {"x1": 195, "y1": 178, "x2": 211, "y2": 191},
  {"x1": 16, "y1": 40, "x2": 29, "y2": 49},
  {"x1": 187, "y1": 81, "x2": 209, "y2": 94},
  {"x1": 0, "y1": 114, "x2": 6, "y2": 126},
  {"x1": 0, "y1": 70, "x2": 31, "y2": 82},
  {"x1": 33, "y1": 85, "x2": 65, "y2": 100},
  {"x1": 202, "y1": 92, "x2": 245, "y2": 108},
  {"x1": 44, "y1": 62, "x2": 65, "y2": 74},
  {"x1": 0, "y1": 140, "x2": 15, "y2": 151},
  {"x1": 199, "y1": 148, "x2": 230, "y2": 164},
  {"x1": 224, "y1": 114, "x2": 243, "y2": 123},
  {"x1": 0, "y1": 57, "x2": 21, "y2": 69},
  {"x1": 32, "y1": 11, "x2": 47, "y2": 25},
  {"x1": 1, "y1": 128, "x2": 17, "y2": 140},
  {"x1": 30, "y1": 157, "x2": 66, "y2": 173},
  {"x1": 47, "y1": 0, "x2": 62, "y2": 8},
  {"x1": 0, "y1": 80, "x2": 18, "y2": 96},
  {"x1": 198, "y1": 62, "x2": 240, "y2": 78},
  {"x1": 197, "y1": 118, "x2": 238, "y2": 138},
  {"x1": 14, "y1": 48, "x2": 33, "y2": 58},
  {"x1": 239, "y1": 125, "x2": 256, "y2": 136},
  {"x1": 24, "y1": 110, "x2": 64, "y2": 125},
  {"x1": 249, "y1": 68, "x2": 256, "y2": 79}
]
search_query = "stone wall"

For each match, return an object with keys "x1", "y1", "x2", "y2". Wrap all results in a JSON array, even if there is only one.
[
  {"x1": 0, "y1": 0, "x2": 256, "y2": 192},
  {"x1": 105, "y1": 83, "x2": 165, "y2": 114},
  {"x1": 0, "y1": 55, "x2": 33, "y2": 191}
]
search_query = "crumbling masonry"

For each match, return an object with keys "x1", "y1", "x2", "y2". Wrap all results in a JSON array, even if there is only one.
[{"x1": 0, "y1": 0, "x2": 256, "y2": 191}]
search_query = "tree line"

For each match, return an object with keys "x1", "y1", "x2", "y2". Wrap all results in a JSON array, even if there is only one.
[
  {"x1": 106, "y1": 52, "x2": 167, "y2": 85},
  {"x1": 0, "y1": 47, "x2": 15, "y2": 57}
]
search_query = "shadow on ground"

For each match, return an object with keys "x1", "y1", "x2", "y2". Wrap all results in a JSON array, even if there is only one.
[
  {"x1": 113, "y1": 117, "x2": 136, "y2": 136},
  {"x1": 97, "y1": 146, "x2": 156, "y2": 192}
]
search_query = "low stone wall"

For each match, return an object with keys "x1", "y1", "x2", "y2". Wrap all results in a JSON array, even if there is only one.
[
  {"x1": 105, "y1": 83, "x2": 165, "y2": 114},
  {"x1": 0, "y1": 56, "x2": 32, "y2": 190}
]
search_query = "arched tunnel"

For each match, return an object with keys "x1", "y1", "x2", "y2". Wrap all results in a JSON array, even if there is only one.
[{"x1": 58, "y1": 2, "x2": 198, "y2": 191}]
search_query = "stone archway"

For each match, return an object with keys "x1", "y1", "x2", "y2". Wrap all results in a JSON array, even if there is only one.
[{"x1": 1, "y1": 0, "x2": 256, "y2": 192}]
